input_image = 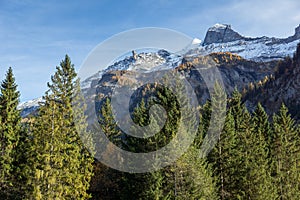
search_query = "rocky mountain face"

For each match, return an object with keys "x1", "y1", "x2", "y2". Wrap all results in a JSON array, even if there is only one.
[
  {"x1": 245, "y1": 43, "x2": 300, "y2": 120},
  {"x1": 80, "y1": 50, "x2": 182, "y2": 90},
  {"x1": 92, "y1": 53, "x2": 277, "y2": 109},
  {"x1": 203, "y1": 24, "x2": 243, "y2": 45},
  {"x1": 203, "y1": 24, "x2": 300, "y2": 45}
]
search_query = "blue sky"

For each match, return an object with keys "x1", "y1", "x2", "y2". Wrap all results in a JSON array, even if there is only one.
[{"x1": 0, "y1": 0, "x2": 300, "y2": 102}]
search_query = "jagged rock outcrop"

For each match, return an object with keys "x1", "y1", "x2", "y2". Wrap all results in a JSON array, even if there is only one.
[
  {"x1": 203, "y1": 24, "x2": 244, "y2": 45},
  {"x1": 295, "y1": 24, "x2": 300, "y2": 39},
  {"x1": 285, "y1": 24, "x2": 300, "y2": 43}
]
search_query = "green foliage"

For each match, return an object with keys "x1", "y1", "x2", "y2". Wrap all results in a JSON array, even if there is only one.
[
  {"x1": 98, "y1": 97, "x2": 123, "y2": 148},
  {"x1": 168, "y1": 147, "x2": 218, "y2": 200},
  {"x1": 252, "y1": 103, "x2": 272, "y2": 149},
  {"x1": 211, "y1": 89, "x2": 278, "y2": 199},
  {"x1": 208, "y1": 110, "x2": 237, "y2": 200},
  {"x1": 121, "y1": 98, "x2": 166, "y2": 199},
  {"x1": 237, "y1": 108, "x2": 277, "y2": 199},
  {"x1": 248, "y1": 103, "x2": 277, "y2": 199},
  {"x1": 29, "y1": 55, "x2": 94, "y2": 199},
  {"x1": 12, "y1": 121, "x2": 35, "y2": 199},
  {"x1": 271, "y1": 104, "x2": 300, "y2": 199},
  {"x1": 119, "y1": 74, "x2": 218, "y2": 200},
  {"x1": 0, "y1": 67, "x2": 22, "y2": 199}
]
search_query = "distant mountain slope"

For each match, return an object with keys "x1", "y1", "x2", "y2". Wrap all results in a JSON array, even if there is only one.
[
  {"x1": 93, "y1": 52, "x2": 277, "y2": 109},
  {"x1": 245, "y1": 43, "x2": 300, "y2": 120},
  {"x1": 18, "y1": 97, "x2": 43, "y2": 117}
]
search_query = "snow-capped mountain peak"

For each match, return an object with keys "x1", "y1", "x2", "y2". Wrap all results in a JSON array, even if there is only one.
[
  {"x1": 208, "y1": 23, "x2": 229, "y2": 31},
  {"x1": 18, "y1": 97, "x2": 43, "y2": 110},
  {"x1": 203, "y1": 23, "x2": 243, "y2": 45},
  {"x1": 199, "y1": 24, "x2": 300, "y2": 61},
  {"x1": 80, "y1": 49, "x2": 182, "y2": 90}
]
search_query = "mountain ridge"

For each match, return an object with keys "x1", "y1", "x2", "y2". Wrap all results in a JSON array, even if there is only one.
[
  {"x1": 19, "y1": 23, "x2": 300, "y2": 117},
  {"x1": 203, "y1": 23, "x2": 300, "y2": 45}
]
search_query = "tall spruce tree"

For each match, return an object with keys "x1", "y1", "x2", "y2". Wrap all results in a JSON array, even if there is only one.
[
  {"x1": 118, "y1": 73, "x2": 218, "y2": 199},
  {"x1": 252, "y1": 103, "x2": 272, "y2": 152},
  {"x1": 237, "y1": 109, "x2": 277, "y2": 199},
  {"x1": 271, "y1": 104, "x2": 300, "y2": 199},
  {"x1": 98, "y1": 98, "x2": 123, "y2": 148},
  {"x1": 157, "y1": 76, "x2": 217, "y2": 200},
  {"x1": 207, "y1": 82, "x2": 243, "y2": 200},
  {"x1": 13, "y1": 118, "x2": 35, "y2": 199},
  {"x1": 224, "y1": 89, "x2": 248, "y2": 199},
  {"x1": 208, "y1": 110, "x2": 237, "y2": 200},
  {"x1": 95, "y1": 97, "x2": 124, "y2": 199},
  {"x1": 0, "y1": 67, "x2": 22, "y2": 199},
  {"x1": 30, "y1": 55, "x2": 94, "y2": 199},
  {"x1": 121, "y1": 98, "x2": 166, "y2": 200},
  {"x1": 229, "y1": 88, "x2": 245, "y2": 131},
  {"x1": 199, "y1": 81, "x2": 226, "y2": 157},
  {"x1": 166, "y1": 146, "x2": 217, "y2": 200},
  {"x1": 31, "y1": 97, "x2": 62, "y2": 199},
  {"x1": 248, "y1": 103, "x2": 277, "y2": 199}
]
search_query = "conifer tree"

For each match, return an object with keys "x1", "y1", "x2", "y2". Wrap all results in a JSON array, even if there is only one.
[
  {"x1": 203, "y1": 81, "x2": 227, "y2": 155},
  {"x1": 226, "y1": 89, "x2": 250, "y2": 199},
  {"x1": 31, "y1": 97, "x2": 62, "y2": 199},
  {"x1": 30, "y1": 55, "x2": 94, "y2": 199},
  {"x1": 169, "y1": 146, "x2": 218, "y2": 200},
  {"x1": 229, "y1": 88, "x2": 245, "y2": 131},
  {"x1": 13, "y1": 120, "x2": 35, "y2": 199},
  {"x1": 207, "y1": 83, "x2": 244, "y2": 200},
  {"x1": 252, "y1": 103, "x2": 272, "y2": 150},
  {"x1": 98, "y1": 97, "x2": 123, "y2": 148},
  {"x1": 208, "y1": 110, "x2": 237, "y2": 200},
  {"x1": 72, "y1": 79, "x2": 95, "y2": 199},
  {"x1": 156, "y1": 76, "x2": 217, "y2": 200},
  {"x1": 226, "y1": 90, "x2": 277, "y2": 199},
  {"x1": 95, "y1": 97, "x2": 124, "y2": 199},
  {"x1": 271, "y1": 104, "x2": 300, "y2": 199},
  {"x1": 121, "y1": 98, "x2": 165, "y2": 200},
  {"x1": 247, "y1": 103, "x2": 277, "y2": 199},
  {"x1": 0, "y1": 67, "x2": 22, "y2": 199},
  {"x1": 237, "y1": 109, "x2": 277, "y2": 199}
]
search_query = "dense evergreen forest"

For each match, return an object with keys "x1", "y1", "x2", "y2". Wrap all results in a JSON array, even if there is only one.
[{"x1": 0, "y1": 51, "x2": 299, "y2": 199}]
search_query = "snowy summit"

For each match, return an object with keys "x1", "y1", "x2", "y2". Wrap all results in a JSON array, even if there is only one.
[{"x1": 208, "y1": 23, "x2": 230, "y2": 31}]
